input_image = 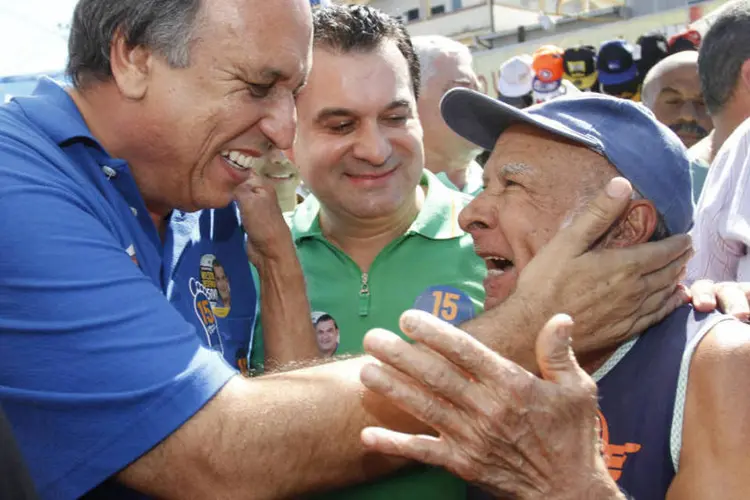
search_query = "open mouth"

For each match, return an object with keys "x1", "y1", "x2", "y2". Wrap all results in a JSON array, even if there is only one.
[
  {"x1": 484, "y1": 256, "x2": 514, "y2": 272},
  {"x1": 220, "y1": 150, "x2": 258, "y2": 171}
]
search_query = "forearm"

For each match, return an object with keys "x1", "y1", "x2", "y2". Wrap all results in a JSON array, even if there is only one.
[
  {"x1": 119, "y1": 360, "x2": 425, "y2": 499},
  {"x1": 256, "y1": 246, "x2": 320, "y2": 370}
]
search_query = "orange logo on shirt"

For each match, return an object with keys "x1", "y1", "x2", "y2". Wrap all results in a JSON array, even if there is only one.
[{"x1": 597, "y1": 409, "x2": 642, "y2": 480}]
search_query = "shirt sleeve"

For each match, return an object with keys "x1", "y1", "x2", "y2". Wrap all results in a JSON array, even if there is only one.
[
  {"x1": 687, "y1": 121, "x2": 750, "y2": 283},
  {"x1": 0, "y1": 150, "x2": 235, "y2": 498}
]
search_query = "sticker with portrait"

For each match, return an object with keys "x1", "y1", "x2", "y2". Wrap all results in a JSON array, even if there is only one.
[
  {"x1": 311, "y1": 311, "x2": 340, "y2": 357},
  {"x1": 199, "y1": 254, "x2": 231, "y2": 318}
]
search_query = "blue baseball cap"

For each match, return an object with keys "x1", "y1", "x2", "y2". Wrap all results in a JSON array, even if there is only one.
[
  {"x1": 597, "y1": 40, "x2": 638, "y2": 86},
  {"x1": 440, "y1": 88, "x2": 693, "y2": 234}
]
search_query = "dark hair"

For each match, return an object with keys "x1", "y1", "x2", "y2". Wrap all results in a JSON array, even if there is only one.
[
  {"x1": 314, "y1": 314, "x2": 338, "y2": 329},
  {"x1": 698, "y1": 0, "x2": 750, "y2": 114},
  {"x1": 66, "y1": 0, "x2": 204, "y2": 88},
  {"x1": 312, "y1": 5, "x2": 421, "y2": 98}
]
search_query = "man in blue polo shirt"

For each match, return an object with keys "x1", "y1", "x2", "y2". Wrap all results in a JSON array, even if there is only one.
[{"x1": 0, "y1": 0, "x2": 716, "y2": 499}]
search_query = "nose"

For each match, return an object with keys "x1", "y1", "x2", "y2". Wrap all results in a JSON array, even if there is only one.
[
  {"x1": 459, "y1": 192, "x2": 497, "y2": 236},
  {"x1": 352, "y1": 122, "x2": 392, "y2": 166},
  {"x1": 260, "y1": 93, "x2": 297, "y2": 151},
  {"x1": 679, "y1": 100, "x2": 700, "y2": 123},
  {"x1": 268, "y1": 148, "x2": 289, "y2": 165}
]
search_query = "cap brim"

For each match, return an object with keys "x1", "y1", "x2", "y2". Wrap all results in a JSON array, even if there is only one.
[
  {"x1": 597, "y1": 65, "x2": 638, "y2": 85},
  {"x1": 440, "y1": 87, "x2": 600, "y2": 152}
]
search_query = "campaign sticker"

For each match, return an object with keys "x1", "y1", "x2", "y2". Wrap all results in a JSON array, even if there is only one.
[{"x1": 413, "y1": 286, "x2": 476, "y2": 325}]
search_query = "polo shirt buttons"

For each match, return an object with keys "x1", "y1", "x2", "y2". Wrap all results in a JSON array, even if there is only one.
[
  {"x1": 130, "y1": 207, "x2": 138, "y2": 217},
  {"x1": 101, "y1": 166, "x2": 117, "y2": 179}
]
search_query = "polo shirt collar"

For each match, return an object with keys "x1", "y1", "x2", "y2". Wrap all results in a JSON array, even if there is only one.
[
  {"x1": 14, "y1": 77, "x2": 103, "y2": 148},
  {"x1": 289, "y1": 169, "x2": 467, "y2": 243}
]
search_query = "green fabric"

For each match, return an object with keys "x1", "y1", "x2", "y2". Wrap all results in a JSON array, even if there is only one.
[
  {"x1": 689, "y1": 158, "x2": 709, "y2": 204},
  {"x1": 435, "y1": 161, "x2": 484, "y2": 197},
  {"x1": 252, "y1": 170, "x2": 486, "y2": 499}
]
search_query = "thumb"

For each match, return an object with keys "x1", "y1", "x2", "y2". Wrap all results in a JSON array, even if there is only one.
[
  {"x1": 536, "y1": 314, "x2": 584, "y2": 386},
  {"x1": 548, "y1": 177, "x2": 633, "y2": 259}
]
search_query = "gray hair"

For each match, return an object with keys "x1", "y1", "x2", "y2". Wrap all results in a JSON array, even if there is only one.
[
  {"x1": 411, "y1": 35, "x2": 472, "y2": 86},
  {"x1": 698, "y1": 0, "x2": 750, "y2": 114},
  {"x1": 66, "y1": 0, "x2": 204, "y2": 88}
]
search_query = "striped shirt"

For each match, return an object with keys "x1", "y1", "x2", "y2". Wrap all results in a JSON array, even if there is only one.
[{"x1": 687, "y1": 116, "x2": 750, "y2": 283}]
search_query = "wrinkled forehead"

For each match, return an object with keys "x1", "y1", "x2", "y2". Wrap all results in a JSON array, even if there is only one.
[{"x1": 485, "y1": 123, "x2": 616, "y2": 192}]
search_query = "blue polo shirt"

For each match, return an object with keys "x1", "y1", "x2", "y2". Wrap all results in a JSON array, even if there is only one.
[{"x1": 0, "y1": 79, "x2": 257, "y2": 498}]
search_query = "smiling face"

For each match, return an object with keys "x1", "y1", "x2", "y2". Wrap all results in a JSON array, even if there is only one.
[
  {"x1": 292, "y1": 41, "x2": 424, "y2": 220},
  {"x1": 458, "y1": 124, "x2": 621, "y2": 310},
  {"x1": 315, "y1": 318, "x2": 340, "y2": 353},
  {"x1": 124, "y1": 0, "x2": 312, "y2": 214}
]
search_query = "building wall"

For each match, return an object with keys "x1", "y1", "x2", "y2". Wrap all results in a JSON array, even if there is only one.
[{"x1": 471, "y1": 0, "x2": 729, "y2": 95}]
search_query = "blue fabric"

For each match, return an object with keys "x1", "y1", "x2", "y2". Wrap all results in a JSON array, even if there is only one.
[
  {"x1": 441, "y1": 89, "x2": 694, "y2": 235},
  {"x1": 596, "y1": 306, "x2": 716, "y2": 499},
  {"x1": 0, "y1": 78, "x2": 257, "y2": 499}
]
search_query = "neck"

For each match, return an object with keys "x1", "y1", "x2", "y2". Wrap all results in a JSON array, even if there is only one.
[
  {"x1": 424, "y1": 146, "x2": 476, "y2": 191},
  {"x1": 712, "y1": 100, "x2": 750, "y2": 160},
  {"x1": 320, "y1": 187, "x2": 424, "y2": 271},
  {"x1": 68, "y1": 85, "x2": 172, "y2": 238}
]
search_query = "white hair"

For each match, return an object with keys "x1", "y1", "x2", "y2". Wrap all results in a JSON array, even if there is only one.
[{"x1": 411, "y1": 35, "x2": 473, "y2": 86}]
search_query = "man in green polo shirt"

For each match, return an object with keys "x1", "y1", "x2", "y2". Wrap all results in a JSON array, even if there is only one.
[{"x1": 251, "y1": 4, "x2": 484, "y2": 499}]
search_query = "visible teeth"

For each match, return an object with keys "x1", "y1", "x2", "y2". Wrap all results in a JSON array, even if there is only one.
[{"x1": 221, "y1": 150, "x2": 257, "y2": 171}]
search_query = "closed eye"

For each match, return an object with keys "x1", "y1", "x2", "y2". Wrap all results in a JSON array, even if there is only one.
[{"x1": 248, "y1": 83, "x2": 274, "y2": 98}]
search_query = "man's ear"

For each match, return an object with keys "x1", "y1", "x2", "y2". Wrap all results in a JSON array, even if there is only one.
[
  {"x1": 602, "y1": 200, "x2": 659, "y2": 248},
  {"x1": 109, "y1": 29, "x2": 152, "y2": 100},
  {"x1": 740, "y1": 59, "x2": 750, "y2": 95}
]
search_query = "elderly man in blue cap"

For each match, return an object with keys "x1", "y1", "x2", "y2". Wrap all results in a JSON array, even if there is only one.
[{"x1": 356, "y1": 90, "x2": 750, "y2": 500}]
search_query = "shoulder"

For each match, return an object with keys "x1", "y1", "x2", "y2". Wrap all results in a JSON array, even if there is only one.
[{"x1": 692, "y1": 318, "x2": 750, "y2": 381}]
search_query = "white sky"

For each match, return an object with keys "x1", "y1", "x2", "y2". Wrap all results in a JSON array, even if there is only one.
[{"x1": 0, "y1": 0, "x2": 78, "y2": 75}]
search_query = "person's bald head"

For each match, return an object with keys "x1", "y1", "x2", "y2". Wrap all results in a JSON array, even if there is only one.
[
  {"x1": 641, "y1": 51, "x2": 712, "y2": 148},
  {"x1": 412, "y1": 35, "x2": 481, "y2": 170}
]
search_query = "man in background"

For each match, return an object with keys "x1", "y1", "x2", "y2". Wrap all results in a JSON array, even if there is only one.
[
  {"x1": 412, "y1": 35, "x2": 484, "y2": 196},
  {"x1": 690, "y1": 0, "x2": 750, "y2": 165},
  {"x1": 641, "y1": 51, "x2": 712, "y2": 201},
  {"x1": 688, "y1": 0, "x2": 750, "y2": 283}
]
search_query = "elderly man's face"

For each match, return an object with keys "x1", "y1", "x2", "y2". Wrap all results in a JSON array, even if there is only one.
[
  {"x1": 459, "y1": 124, "x2": 617, "y2": 309},
  {"x1": 135, "y1": 0, "x2": 312, "y2": 212},
  {"x1": 417, "y1": 52, "x2": 482, "y2": 166},
  {"x1": 650, "y1": 62, "x2": 712, "y2": 148},
  {"x1": 292, "y1": 42, "x2": 424, "y2": 220}
]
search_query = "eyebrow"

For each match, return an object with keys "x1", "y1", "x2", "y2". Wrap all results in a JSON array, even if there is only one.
[
  {"x1": 315, "y1": 99, "x2": 412, "y2": 121},
  {"x1": 500, "y1": 162, "x2": 531, "y2": 176}
]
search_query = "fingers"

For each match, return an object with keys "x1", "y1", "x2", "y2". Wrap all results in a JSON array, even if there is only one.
[
  {"x1": 361, "y1": 427, "x2": 453, "y2": 467},
  {"x1": 629, "y1": 285, "x2": 688, "y2": 334},
  {"x1": 398, "y1": 310, "x2": 521, "y2": 382},
  {"x1": 535, "y1": 314, "x2": 583, "y2": 387},
  {"x1": 547, "y1": 177, "x2": 633, "y2": 259},
  {"x1": 689, "y1": 279, "x2": 717, "y2": 312},
  {"x1": 611, "y1": 234, "x2": 692, "y2": 277},
  {"x1": 638, "y1": 246, "x2": 693, "y2": 294},
  {"x1": 362, "y1": 328, "x2": 477, "y2": 406},
  {"x1": 360, "y1": 361, "x2": 460, "y2": 433},
  {"x1": 716, "y1": 282, "x2": 750, "y2": 321}
]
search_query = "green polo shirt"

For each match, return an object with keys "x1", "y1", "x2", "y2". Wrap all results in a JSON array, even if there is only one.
[{"x1": 251, "y1": 170, "x2": 486, "y2": 499}]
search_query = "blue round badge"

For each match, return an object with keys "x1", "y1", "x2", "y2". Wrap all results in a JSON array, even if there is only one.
[{"x1": 413, "y1": 286, "x2": 476, "y2": 325}]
